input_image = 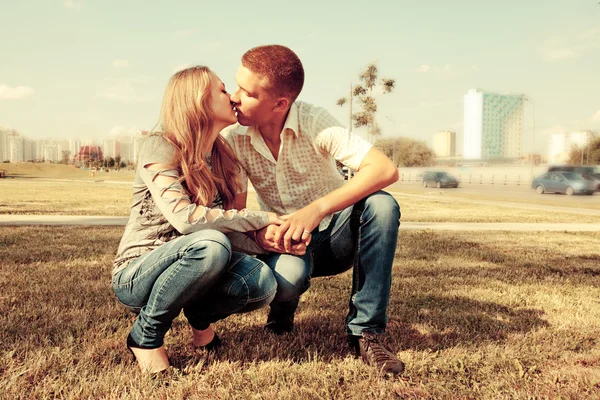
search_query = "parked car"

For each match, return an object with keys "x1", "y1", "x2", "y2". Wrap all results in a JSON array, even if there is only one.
[
  {"x1": 547, "y1": 165, "x2": 600, "y2": 191},
  {"x1": 422, "y1": 171, "x2": 459, "y2": 188},
  {"x1": 532, "y1": 171, "x2": 596, "y2": 195},
  {"x1": 338, "y1": 166, "x2": 354, "y2": 180}
]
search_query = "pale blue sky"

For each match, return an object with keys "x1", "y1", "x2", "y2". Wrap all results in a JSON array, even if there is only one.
[{"x1": 0, "y1": 0, "x2": 598, "y2": 153}]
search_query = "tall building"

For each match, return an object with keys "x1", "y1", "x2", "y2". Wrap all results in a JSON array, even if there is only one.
[
  {"x1": 0, "y1": 129, "x2": 8, "y2": 162},
  {"x1": 7, "y1": 131, "x2": 24, "y2": 162},
  {"x1": 433, "y1": 131, "x2": 456, "y2": 158},
  {"x1": 548, "y1": 131, "x2": 597, "y2": 164},
  {"x1": 102, "y1": 138, "x2": 118, "y2": 159},
  {"x1": 463, "y1": 89, "x2": 525, "y2": 160}
]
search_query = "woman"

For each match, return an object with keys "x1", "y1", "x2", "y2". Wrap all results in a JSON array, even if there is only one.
[{"x1": 112, "y1": 66, "x2": 294, "y2": 374}]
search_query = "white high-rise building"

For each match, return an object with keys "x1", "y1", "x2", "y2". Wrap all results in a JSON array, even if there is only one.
[
  {"x1": 548, "y1": 131, "x2": 597, "y2": 164},
  {"x1": 102, "y1": 138, "x2": 118, "y2": 159},
  {"x1": 433, "y1": 131, "x2": 456, "y2": 158},
  {"x1": 0, "y1": 129, "x2": 8, "y2": 162},
  {"x1": 7, "y1": 132, "x2": 24, "y2": 162},
  {"x1": 463, "y1": 89, "x2": 524, "y2": 160}
]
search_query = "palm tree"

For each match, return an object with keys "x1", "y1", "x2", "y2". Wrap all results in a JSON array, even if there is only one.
[{"x1": 336, "y1": 63, "x2": 395, "y2": 143}]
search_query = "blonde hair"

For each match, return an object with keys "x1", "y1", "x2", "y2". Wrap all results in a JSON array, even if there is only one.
[{"x1": 159, "y1": 66, "x2": 241, "y2": 208}]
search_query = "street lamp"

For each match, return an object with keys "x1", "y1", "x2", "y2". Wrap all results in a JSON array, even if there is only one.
[{"x1": 523, "y1": 95, "x2": 535, "y2": 180}]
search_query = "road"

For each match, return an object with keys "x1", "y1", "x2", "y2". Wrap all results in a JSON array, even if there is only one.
[{"x1": 388, "y1": 181, "x2": 600, "y2": 209}]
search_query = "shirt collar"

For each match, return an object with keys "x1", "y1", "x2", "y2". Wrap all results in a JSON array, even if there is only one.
[{"x1": 281, "y1": 102, "x2": 300, "y2": 138}]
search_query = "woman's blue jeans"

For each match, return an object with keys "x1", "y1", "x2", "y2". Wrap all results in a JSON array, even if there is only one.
[{"x1": 112, "y1": 230, "x2": 277, "y2": 348}]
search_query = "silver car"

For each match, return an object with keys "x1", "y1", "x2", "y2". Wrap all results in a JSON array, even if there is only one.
[{"x1": 532, "y1": 172, "x2": 596, "y2": 195}]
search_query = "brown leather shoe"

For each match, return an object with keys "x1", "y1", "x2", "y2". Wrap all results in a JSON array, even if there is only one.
[{"x1": 349, "y1": 332, "x2": 405, "y2": 376}]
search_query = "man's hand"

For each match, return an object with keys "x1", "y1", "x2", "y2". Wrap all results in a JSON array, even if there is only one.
[
  {"x1": 274, "y1": 203, "x2": 325, "y2": 253},
  {"x1": 255, "y1": 224, "x2": 309, "y2": 255}
]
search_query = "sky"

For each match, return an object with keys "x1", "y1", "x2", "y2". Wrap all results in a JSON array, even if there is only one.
[{"x1": 0, "y1": 0, "x2": 599, "y2": 154}]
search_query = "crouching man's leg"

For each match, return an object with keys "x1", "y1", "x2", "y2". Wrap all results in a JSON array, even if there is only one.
[
  {"x1": 258, "y1": 252, "x2": 311, "y2": 334},
  {"x1": 312, "y1": 191, "x2": 404, "y2": 376}
]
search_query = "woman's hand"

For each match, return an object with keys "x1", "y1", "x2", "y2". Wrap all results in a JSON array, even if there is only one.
[
  {"x1": 254, "y1": 225, "x2": 309, "y2": 255},
  {"x1": 267, "y1": 212, "x2": 284, "y2": 225}
]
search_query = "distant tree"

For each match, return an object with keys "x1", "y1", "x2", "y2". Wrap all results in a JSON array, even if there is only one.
[
  {"x1": 568, "y1": 138, "x2": 600, "y2": 165},
  {"x1": 590, "y1": 137, "x2": 600, "y2": 165},
  {"x1": 336, "y1": 63, "x2": 395, "y2": 143},
  {"x1": 61, "y1": 150, "x2": 71, "y2": 165},
  {"x1": 107, "y1": 157, "x2": 116, "y2": 169},
  {"x1": 375, "y1": 137, "x2": 435, "y2": 167},
  {"x1": 115, "y1": 155, "x2": 122, "y2": 171},
  {"x1": 120, "y1": 161, "x2": 127, "y2": 170}
]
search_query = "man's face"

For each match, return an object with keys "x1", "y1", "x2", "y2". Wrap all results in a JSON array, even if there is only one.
[{"x1": 230, "y1": 64, "x2": 277, "y2": 127}]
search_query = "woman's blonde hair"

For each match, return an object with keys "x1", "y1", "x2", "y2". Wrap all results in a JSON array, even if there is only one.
[{"x1": 159, "y1": 66, "x2": 240, "y2": 208}]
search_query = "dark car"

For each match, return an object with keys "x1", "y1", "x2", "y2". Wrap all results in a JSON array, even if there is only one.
[
  {"x1": 547, "y1": 165, "x2": 600, "y2": 191},
  {"x1": 422, "y1": 171, "x2": 459, "y2": 188},
  {"x1": 532, "y1": 171, "x2": 596, "y2": 195}
]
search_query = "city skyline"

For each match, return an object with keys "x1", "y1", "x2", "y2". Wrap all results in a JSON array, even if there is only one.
[{"x1": 1, "y1": 1, "x2": 599, "y2": 153}]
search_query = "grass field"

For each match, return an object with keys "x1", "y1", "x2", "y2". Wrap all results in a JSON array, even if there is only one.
[
  {"x1": 1, "y1": 226, "x2": 599, "y2": 399},
  {"x1": 0, "y1": 162, "x2": 136, "y2": 181},
  {"x1": 2, "y1": 178, "x2": 599, "y2": 223}
]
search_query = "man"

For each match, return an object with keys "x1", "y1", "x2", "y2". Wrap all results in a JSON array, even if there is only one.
[{"x1": 222, "y1": 45, "x2": 403, "y2": 376}]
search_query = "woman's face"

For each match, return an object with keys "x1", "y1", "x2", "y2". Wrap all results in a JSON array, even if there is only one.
[{"x1": 209, "y1": 72, "x2": 238, "y2": 130}]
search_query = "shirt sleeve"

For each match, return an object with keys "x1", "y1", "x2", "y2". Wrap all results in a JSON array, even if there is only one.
[
  {"x1": 309, "y1": 106, "x2": 373, "y2": 171},
  {"x1": 138, "y1": 135, "x2": 270, "y2": 235}
]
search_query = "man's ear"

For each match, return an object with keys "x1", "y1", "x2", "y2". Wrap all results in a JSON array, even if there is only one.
[{"x1": 272, "y1": 97, "x2": 290, "y2": 113}]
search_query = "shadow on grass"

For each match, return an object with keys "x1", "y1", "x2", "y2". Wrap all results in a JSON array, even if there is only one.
[
  {"x1": 397, "y1": 231, "x2": 600, "y2": 286},
  {"x1": 168, "y1": 293, "x2": 548, "y2": 370},
  {"x1": 387, "y1": 295, "x2": 548, "y2": 352}
]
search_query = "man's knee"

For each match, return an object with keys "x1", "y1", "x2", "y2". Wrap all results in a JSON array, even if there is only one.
[
  {"x1": 262, "y1": 254, "x2": 311, "y2": 303},
  {"x1": 363, "y1": 191, "x2": 401, "y2": 222}
]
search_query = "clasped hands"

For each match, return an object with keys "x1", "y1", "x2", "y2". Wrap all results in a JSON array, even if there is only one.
[{"x1": 258, "y1": 204, "x2": 325, "y2": 255}]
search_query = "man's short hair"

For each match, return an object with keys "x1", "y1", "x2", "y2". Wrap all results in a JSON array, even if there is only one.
[{"x1": 241, "y1": 45, "x2": 304, "y2": 102}]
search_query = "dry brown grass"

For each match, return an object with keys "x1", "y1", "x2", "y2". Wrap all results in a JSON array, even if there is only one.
[
  {"x1": 2, "y1": 179, "x2": 598, "y2": 224},
  {"x1": 1, "y1": 162, "x2": 136, "y2": 181},
  {"x1": 1, "y1": 227, "x2": 600, "y2": 399}
]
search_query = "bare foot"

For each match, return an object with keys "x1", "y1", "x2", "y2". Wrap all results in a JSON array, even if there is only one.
[
  {"x1": 191, "y1": 325, "x2": 215, "y2": 347},
  {"x1": 129, "y1": 346, "x2": 170, "y2": 374}
]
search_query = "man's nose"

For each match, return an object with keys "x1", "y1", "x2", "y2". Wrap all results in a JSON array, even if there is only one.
[{"x1": 230, "y1": 88, "x2": 240, "y2": 104}]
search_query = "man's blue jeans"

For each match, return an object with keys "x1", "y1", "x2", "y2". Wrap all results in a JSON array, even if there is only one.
[
  {"x1": 260, "y1": 191, "x2": 400, "y2": 336},
  {"x1": 112, "y1": 230, "x2": 277, "y2": 348}
]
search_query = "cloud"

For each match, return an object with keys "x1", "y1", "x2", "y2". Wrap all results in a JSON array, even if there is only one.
[
  {"x1": 112, "y1": 59, "x2": 130, "y2": 68},
  {"x1": 416, "y1": 64, "x2": 452, "y2": 73},
  {"x1": 109, "y1": 126, "x2": 141, "y2": 136},
  {"x1": 591, "y1": 110, "x2": 600, "y2": 122},
  {"x1": 96, "y1": 82, "x2": 151, "y2": 103},
  {"x1": 541, "y1": 26, "x2": 600, "y2": 61},
  {"x1": 64, "y1": 0, "x2": 83, "y2": 8},
  {"x1": 0, "y1": 84, "x2": 35, "y2": 99}
]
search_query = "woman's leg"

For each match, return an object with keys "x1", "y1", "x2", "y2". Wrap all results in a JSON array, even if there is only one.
[
  {"x1": 184, "y1": 252, "x2": 277, "y2": 334},
  {"x1": 112, "y1": 230, "x2": 231, "y2": 370}
]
